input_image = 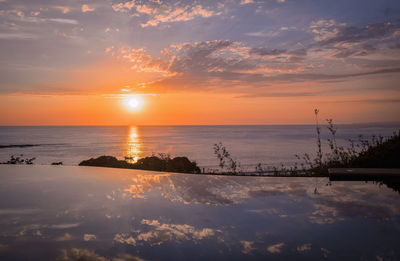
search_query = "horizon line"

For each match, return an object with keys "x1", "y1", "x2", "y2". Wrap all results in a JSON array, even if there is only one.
[{"x1": 1, "y1": 122, "x2": 400, "y2": 127}]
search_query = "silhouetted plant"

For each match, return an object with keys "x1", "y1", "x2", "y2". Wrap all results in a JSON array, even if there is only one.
[
  {"x1": 213, "y1": 142, "x2": 229, "y2": 170},
  {"x1": 294, "y1": 110, "x2": 400, "y2": 176},
  {"x1": 314, "y1": 109, "x2": 323, "y2": 170},
  {"x1": 213, "y1": 142, "x2": 241, "y2": 174},
  {"x1": 255, "y1": 163, "x2": 264, "y2": 175},
  {"x1": 326, "y1": 119, "x2": 339, "y2": 160}
]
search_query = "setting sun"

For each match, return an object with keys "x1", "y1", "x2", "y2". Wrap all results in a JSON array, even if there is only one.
[{"x1": 123, "y1": 95, "x2": 145, "y2": 112}]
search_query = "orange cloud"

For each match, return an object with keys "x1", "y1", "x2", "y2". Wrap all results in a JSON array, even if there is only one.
[
  {"x1": 112, "y1": 0, "x2": 220, "y2": 27},
  {"x1": 81, "y1": 4, "x2": 95, "y2": 13}
]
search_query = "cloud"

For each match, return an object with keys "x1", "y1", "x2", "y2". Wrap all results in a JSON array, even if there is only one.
[
  {"x1": 240, "y1": 0, "x2": 254, "y2": 5},
  {"x1": 0, "y1": 8, "x2": 78, "y2": 25},
  {"x1": 333, "y1": 98, "x2": 400, "y2": 104},
  {"x1": 113, "y1": 233, "x2": 136, "y2": 246},
  {"x1": 249, "y1": 48, "x2": 287, "y2": 56},
  {"x1": 267, "y1": 242, "x2": 285, "y2": 253},
  {"x1": 315, "y1": 22, "x2": 395, "y2": 46},
  {"x1": 241, "y1": 241, "x2": 256, "y2": 254},
  {"x1": 308, "y1": 19, "x2": 400, "y2": 61},
  {"x1": 0, "y1": 32, "x2": 37, "y2": 40},
  {"x1": 246, "y1": 31, "x2": 280, "y2": 38},
  {"x1": 58, "y1": 248, "x2": 108, "y2": 261},
  {"x1": 50, "y1": 223, "x2": 80, "y2": 229},
  {"x1": 56, "y1": 233, "x2": 73, "y2": 241},
  {"x1": 111, "y1": 38, "x2": 400, "y2": 94},
  {"x1": 297, "y1": 243, "x2": 312, "y2": 252},
  {"x1": 0, "y1": 0, "x2": 398, "y2": 106},
  {"x1": 266, "y1": 67, "x2": 400, "y2": 82},
  {"x1": 112, "y1": 0, "x2": 220, "y2": 27},
  {"x1": 321, "y1": 248, "x2": 330, "y2": 258},
  {"x1": 112, "y1": 219, "x2": 215, "y2": 247},
  {"x1": 0, "y1": 244, "x2": 7, "y2": 251},
  {"x1": 236, "y1": 92, "x2": 315, "y2": 98},
  {"x1": 83, "y1": 234, "x2": 97, "y2": 241},
  {"x1": 82, "y1": 4, "x2": 95, "y2": 13},
  {"x1": 53, "y1": 6, "x2": 70, "y2": 14},
  {"x1": 121, "y1": 47, "x2": 170, "y2": 73},
  {"x1": 112, "y1": 254, "x2": 147, "y2": 261},
  {"x1": 47, "y1": 18, "x2": 79, "y2": 25},
  {"x1": 248, "y1": 47, "x2": 308, "y2": 63},
  {"x1": 137, "y1": 219, "x2": 215, "y2": 245},
  {"x1": 166, "y1": 40, "x2": 239, "y2": 73},
  {"x1": 141, "y1": 4, "x2": 219, "y2": 27},
  {"x1": 310, "y1": 19, "x2": 347, "y2": 42},
  {"x1": 58, "y1": 248, "x2": 147, "y2": 261},
  {"x1": 111, "y1": 1, "x2": 137, "y2": 12},
  {"x1": 329, "y1": 44, "x2": 377, "y2": 58},
  {"x1": 114, "y1": 40, "x2": 247, "y2": 76},
  {"x1": 309, "y1": 197, "x2": 392, "y2": 225}
]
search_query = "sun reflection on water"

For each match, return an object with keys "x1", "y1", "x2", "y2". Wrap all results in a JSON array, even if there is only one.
[{"x1": 125, "y1": 126, "x2": 142, "y2": 163}]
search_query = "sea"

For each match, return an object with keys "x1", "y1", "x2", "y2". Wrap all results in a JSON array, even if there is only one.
[{"x1": 0, "y1": 124, "x2": 399, "y2": 171}]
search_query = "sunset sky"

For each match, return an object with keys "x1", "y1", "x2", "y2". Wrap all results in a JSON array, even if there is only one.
[{"x1": 0, "y1": 0, "x2": 399, "y2": 125}]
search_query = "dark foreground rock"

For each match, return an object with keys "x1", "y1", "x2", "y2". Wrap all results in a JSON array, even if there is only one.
[{"x1": 79, "y1": 155, "x2": 201, "y2": 174}]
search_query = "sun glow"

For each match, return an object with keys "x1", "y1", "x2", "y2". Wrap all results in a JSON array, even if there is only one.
[{"x1": 123, "y1": 95, "x2": 145, "y2": 111}]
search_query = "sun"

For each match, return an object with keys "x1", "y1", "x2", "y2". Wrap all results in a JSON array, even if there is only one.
[{"x1": 123, "y1": 95, "x2": 145, "y2": 111}]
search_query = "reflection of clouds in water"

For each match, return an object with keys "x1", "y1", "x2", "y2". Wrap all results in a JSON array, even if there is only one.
[
  {"x1": 113, "y1": 219, "x2": 215, "y2": 247},
  {"x1": 0, "y1": 243, "x2": 7, "y2": 251},
  {"x1": 320, "y1": 248, "x2": 330, "y2": 258},
  {"x1": 138, "y1": 219, "x2": 215, "y2": 245},
  {"x1": 247, "y1": 208, "x2": 280, "y2": 215},
  {"x1": 297, "y1": 243, "x2": 312, "y2": 252},
  {"x1": 115, "y1": 174, "x2": 400, "y2": 229},
  {"x1": 18, "y1": 224, "x2": 41, "y2": 236},
  {"x1": 310, "y1": 203, "x2": 343, "y2": 224},
  {"x1": 112, "y1": 254, "x2": 147, "y2": 261},
  {"x1": 0, "y1": 208, "x2": 40, "y2": 215},
  {"x1": 123, "y1": 174, "x2": 175, "y2": 199},
  {"x1": 0, "y1": 222, "x2": 80, "y2": 241},
  {"x1": 56, "y1": 233, "x2": 72, "y2": 241},
  {"x1": 58, "y1": 248, "x2": 146, "y2": 261},
  {"x1": 16, "y1": 223, "x2": 80, "y2": 236},
  {"x1": 309, "y1": 183, "x2": 396, "y2": 225},
  {"x1": 83, "y1": 234, "x2": 96, "y2": 241},
  {"x1": 51, "y1": 223, "x2": 81, "y2": 229},
  {"x1": 241, "y1": 240, "x2": 256, "y2": 254},
  {"x1": 2, "y1": 166, "x2": 400, "y2": 260},
  {"x1": 119, "y1": 174, "x2": 312, "y2": 205},
  {"x1": 145, "y1": 219, "x2": 215, "y2": 238},
  {"x1": 267, "y1": 242, "x2": 285, "y2": 253},
  {"x1": 105, "y1": 214, "x2": 121, "y2": 219}
]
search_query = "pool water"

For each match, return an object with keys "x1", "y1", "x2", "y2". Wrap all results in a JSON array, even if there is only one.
[{"x1": 0, "y1": 165, "x2": 399, "y2": 260}]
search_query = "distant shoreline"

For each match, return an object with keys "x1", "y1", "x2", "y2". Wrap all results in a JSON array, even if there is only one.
[{"x1": 0, "y1": 143, "x2": 67, "y2": 149}]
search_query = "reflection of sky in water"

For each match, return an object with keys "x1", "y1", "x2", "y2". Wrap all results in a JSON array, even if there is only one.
[{"x1": 0, "y1": 165, "x2": 399, "y2": 260}]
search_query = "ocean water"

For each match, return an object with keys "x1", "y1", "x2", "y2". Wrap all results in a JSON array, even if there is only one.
[{"x1": 0, "y1": 124, "x2": 399, "y2": 170}]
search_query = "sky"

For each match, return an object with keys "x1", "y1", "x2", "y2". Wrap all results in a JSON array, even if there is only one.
[{"x1": 0, "y1": 0, "x2": 399, "y2": 125}]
